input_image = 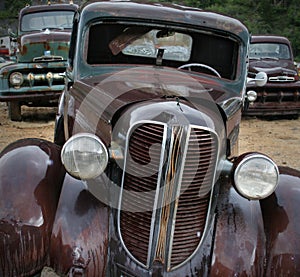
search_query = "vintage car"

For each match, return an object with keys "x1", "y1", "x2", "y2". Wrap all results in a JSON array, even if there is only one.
[
  {"x1": 243, "y1": 35, "x2": 300, "y2": 117},
  {"x1": 0, "y1": 36, "x2": 12, "y2": 61},
  {"x1": 1, "y1": 1, "x2": 300, "y2": 276},
  {"x1": 0, "y1": 1, "x2": 78, "y2": 121}
]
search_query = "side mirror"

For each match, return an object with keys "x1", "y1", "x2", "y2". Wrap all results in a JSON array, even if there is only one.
[
  {"x1": 247, "y1": 71, "x2": 268, "y2": 87},
  {"x1": 8, "y1": 28, "x2": 17, "y2": 40},
  {"x1": 244, "y1": 71, "x2": 267, "y2": 107}
]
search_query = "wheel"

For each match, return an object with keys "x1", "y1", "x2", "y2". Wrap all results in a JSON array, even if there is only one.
[
  {"x1": 178, "y1": 63, "x2": 221, "y2": 77},
  {"x1": 8, "y1": 101, "x2": 22, "y2": 121}
]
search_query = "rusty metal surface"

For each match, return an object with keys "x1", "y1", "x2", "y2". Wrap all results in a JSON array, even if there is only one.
[
  {"x1": 49, "y1": 174, "x2": 109, "y2": 276},
  {"x1": 0, "y1": 139, "x2": 64, "y2": 276},
  {"x1": 260, "y1": 166, "x2": 300, "y2": 275},
  {"x1": 80, "y1": 0, "x2": 248, "y2": 38},
  {"x1": 18, "y1": 31, "x2": 71, "y2": 62},
  {"x1": 211, "y1": 174, "x2": 266, "y2": 276},
  {"x1": 0, "y1": 91, "x2": 61, "y2": 103},
  {"x1": 18, "y1": 3, "x2": 78, "y2": 24}
]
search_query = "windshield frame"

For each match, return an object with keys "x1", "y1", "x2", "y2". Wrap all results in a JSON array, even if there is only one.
[
  {"x1": 20, "y1": 10, "x2": 75, "y2": 32},
  {"x1": 82, "y1": 20, "x2": 241, "y2": 81}
]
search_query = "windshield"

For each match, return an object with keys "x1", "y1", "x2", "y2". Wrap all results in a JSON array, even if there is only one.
[
  {"x1": 21, "y1": 10, "x2": 74, "y2": 32},
  {"x1": 249, "y1": 42, "x2": 291, "y2": 59},
  {"x1": 86, "y1": 23, "x2": 239, "y2": 80}
]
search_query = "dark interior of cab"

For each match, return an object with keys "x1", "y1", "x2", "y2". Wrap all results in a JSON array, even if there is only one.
[{"x1": 87, "y1": 22, "x2": 238, "y2": 80}]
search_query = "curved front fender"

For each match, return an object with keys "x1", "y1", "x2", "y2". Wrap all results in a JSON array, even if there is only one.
[
  {"x1": 212, "y1": 167, "x2": 300, "y2": 276},
  {"x1": 211, "y1": 174, "x2": 265, "y2": 276},
  {"x1": 0, "y1": 139, "x2": 64, "y2": 276},
  {"x1": 49, "y1": 174, "x2": 109, "y2": 276},
  {"x1": 260, "y1": 166, "x2": 300, "y2": 276}
]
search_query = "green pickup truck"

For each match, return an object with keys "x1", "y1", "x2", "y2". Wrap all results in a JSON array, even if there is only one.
[{"x1": 0, "y1": 2, "x2": 77, "y2": 120}]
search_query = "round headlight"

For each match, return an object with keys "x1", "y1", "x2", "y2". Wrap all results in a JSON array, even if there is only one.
[
  {"x1": 61, "y1": 133, "x2": 108, "y2": 180},
  {"x1": 9, "y1": 72, "x2": 24, "y2": 87},
  {"x1": 234, "y1": 153, "x2": 279, "y2": 200},
  {"x1": 246, "y1": 90, "x2": 257, "y2": 102}
]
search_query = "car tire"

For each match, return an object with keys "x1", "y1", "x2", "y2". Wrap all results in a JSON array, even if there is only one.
[{"x1": 8, "y1": 101, "x2": 22, "y2": 121}]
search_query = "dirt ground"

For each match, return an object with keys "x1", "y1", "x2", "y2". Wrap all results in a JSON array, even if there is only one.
[{"x1": 0, "y1": 102, "x2": 300, "y2": 170}]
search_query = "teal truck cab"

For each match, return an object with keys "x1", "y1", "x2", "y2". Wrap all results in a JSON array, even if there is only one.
[{"x1": 0, "y1": 2, "x2": 77, "y2": 120}]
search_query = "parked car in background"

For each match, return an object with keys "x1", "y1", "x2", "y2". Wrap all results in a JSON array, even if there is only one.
[
  {"x1": 1, "y1": 1, "x2": 300, "y2": 276},
  {"x1": 243, "y1": 35, "x2": 300, "y2": 117},
  {"x1": 0, "y1": 1, "x2": 78, "y2": 121},
  {"x1": 0, "y1": 46, "x2": 10, "y2": 61},
  {"x1": 0, "y1": 36, "x2": 12, "y2": 61}
]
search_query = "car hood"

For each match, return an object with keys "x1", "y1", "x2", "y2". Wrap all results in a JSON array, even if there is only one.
[
  {"x1": 249, "y1": 59, "x2": 297, "y2": 77},
  {"x1": 17, "y1": 30, "x2": 71, "y2": 63},
  {"x1": 68, "y1": 67, "x2": 228, "y2": 146}
]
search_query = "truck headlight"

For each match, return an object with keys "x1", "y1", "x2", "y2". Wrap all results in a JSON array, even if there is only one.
[
  {"x1": 233, "y1": 153, "x2": 279, "y2": 200},
  {"x1": 9, "y1": 72, "x2": 24, "y2": 87},
  {"x1": 61, "y1": 133, "x2": 108, "y2": 180}
]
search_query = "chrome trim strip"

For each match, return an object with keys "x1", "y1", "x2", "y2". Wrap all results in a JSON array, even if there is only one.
[
  {"x1": 147, "y1": 123, "x2": 168, "y2": 266},
  {"x1": 166, "y1": 125, "x2": 190, "y2": 270},
  {"x1": 269, "y1": 76, "x2": 295, "y2": 82},
  {"x1": 153, "y1": 125, "x2": 187, "y2": 265},
  {"x1": 33, "y1": 55, "x2": 64, "y2": 62}
]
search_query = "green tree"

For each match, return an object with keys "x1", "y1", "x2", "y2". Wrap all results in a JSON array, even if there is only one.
[{"x1": 195, "y1": 0, "x2": 300, "y2": 60}]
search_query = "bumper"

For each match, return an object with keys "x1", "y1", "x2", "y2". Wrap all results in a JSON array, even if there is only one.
[
  {"x1": 0, "y1": 86, "x2": 64, "y2": 104},
  {"x1": 244, "y1": 101, "x2": 300, "y2": 116}
]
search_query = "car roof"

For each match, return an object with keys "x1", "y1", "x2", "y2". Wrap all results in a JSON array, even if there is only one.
[
  {"x1": 250, "y1": 35, "x2": 291, "y2": 45},
  {"x1": 79, "y1": 0, "x2": 248, "y2": 41},
  {"x1": 19, "y1": 3, "x2": 78, "y2": 16}
]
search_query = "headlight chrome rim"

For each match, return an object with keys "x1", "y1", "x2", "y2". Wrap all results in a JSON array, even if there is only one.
[
  {"x1": 234, "y1": 153, "x2": 279, "y2": 200},
  {"x1": 61, "y1": 133, "x2": 109, "y2": 180},
  {"x1": 9, "y1": 72, "x2": 24, "y2": 87}
]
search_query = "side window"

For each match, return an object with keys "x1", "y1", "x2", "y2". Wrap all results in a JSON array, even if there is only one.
[{"x1": 279, "y1": 44, "x2": 291, "y2": 59}]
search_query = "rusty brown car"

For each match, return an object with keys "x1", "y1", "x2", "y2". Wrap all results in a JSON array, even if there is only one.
[
  {"x1": 1, "y1": 1, "x2": 300, "y2": 276},
  {"x1": 244, "y1": 35, "x2": 300, "y2": 117}
]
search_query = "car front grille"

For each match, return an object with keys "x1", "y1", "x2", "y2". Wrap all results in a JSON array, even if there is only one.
[
  {"x1": 119, "y1": 122, "x2": 218, "y2": 271},
  {"x1": 252, "y1": 87, "x2": 300, "y2": 103}
]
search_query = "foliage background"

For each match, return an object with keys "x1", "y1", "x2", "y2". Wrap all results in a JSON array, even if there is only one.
[{"x1": 1, "y1": 0, "x2": 300, "y2": 60}]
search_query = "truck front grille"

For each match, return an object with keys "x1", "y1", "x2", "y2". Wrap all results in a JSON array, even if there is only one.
[
  {"x1": 119, "y1": 122, "x2": 218, "y2": 270},
  {"x1": 249, "y1": 87, "x2": 300, "y2": 104},
  {"x1": 269, "y1": 76, "x2": 295, "y2": 82},
  {"x1": 9, "y1": 68, "x2": 66, "y2": 90}
]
